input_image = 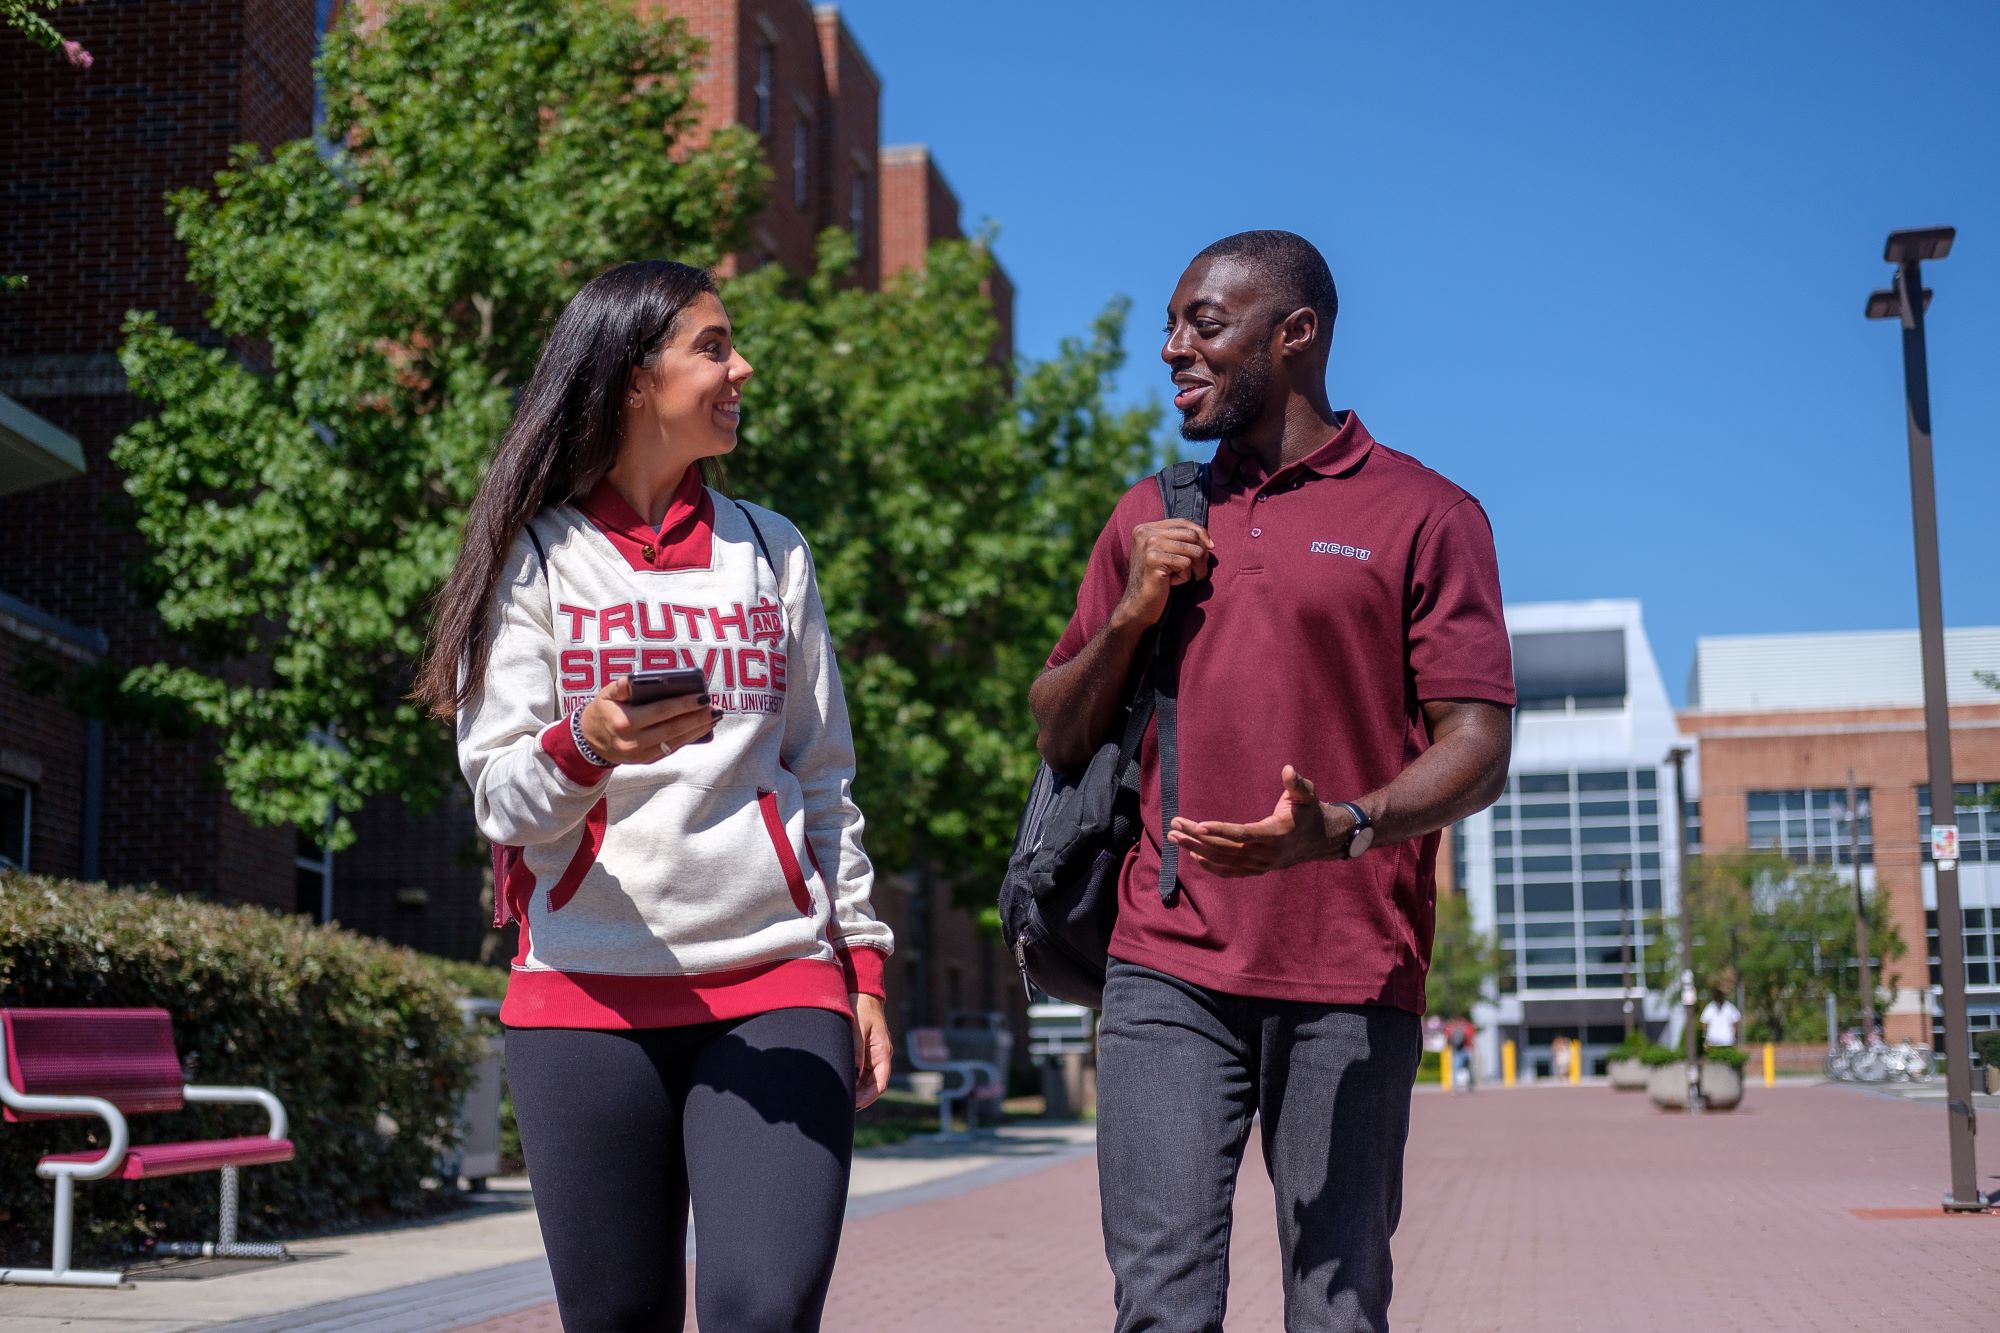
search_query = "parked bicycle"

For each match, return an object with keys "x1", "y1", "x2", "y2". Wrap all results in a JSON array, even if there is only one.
[{"x1": 1823, "y1": 1030, "x2": 1932, "y2": 1083}]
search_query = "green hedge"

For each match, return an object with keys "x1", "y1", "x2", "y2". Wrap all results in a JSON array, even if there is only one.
[
  {"x1": 1974, "y1": 1031, "x2": 2000, "y2": 1071},
  {"x1": 0, "y1": 876, "x2": 484, "y2": 1265}
]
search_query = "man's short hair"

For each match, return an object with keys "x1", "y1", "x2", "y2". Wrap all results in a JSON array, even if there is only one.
[{"x1": 1194, "y1": 230, "x2": 1338, "y2": 335}]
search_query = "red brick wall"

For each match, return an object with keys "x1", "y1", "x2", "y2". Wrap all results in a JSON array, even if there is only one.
[
  {"x1": 1680, "y1": 703, "x2": 2000, "y2": 1041},
  {"x1": 878, "y1": 146, "x2": 1014, "y2": 365},
  {"x1": 0, "y1": 623, "x2": 92, "y2": 880},
  {"x1": 878, "y1": 147, "x2": 958, "y2": 279},
  {"x1": 0, "y1": 0, "x2": 315, "y2": 358},
  {"x1": 667, "y1": 0, "x2": 828, "y2": 277},
  {"x1": 814, "y1": 7, "x2": 878, "y2": 290},
  {"x1": 0, "y1": 2, "x2": 317, "y2": 910}
]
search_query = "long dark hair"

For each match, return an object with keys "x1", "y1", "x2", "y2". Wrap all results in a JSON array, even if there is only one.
[{"x1": 414, "y1": 260, "x2": 720, "y2": 719}]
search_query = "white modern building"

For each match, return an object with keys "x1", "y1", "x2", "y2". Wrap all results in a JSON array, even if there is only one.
[{"x1": 1453, "y1": 600, "x2": 1688, "y2": 1080}]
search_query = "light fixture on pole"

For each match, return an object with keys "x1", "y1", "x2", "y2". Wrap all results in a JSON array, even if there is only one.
[
  {"x1": 1864, "y1": 224, "x2": 1986, "y2": 1212},
  {"x1": 1831, "y1": 773, "x2": 1875, "y2": 1038}
]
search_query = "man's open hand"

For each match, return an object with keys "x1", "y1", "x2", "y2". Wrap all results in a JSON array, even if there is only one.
[{"x1": 1167, "y1": 765, "x2": 1358, "y2": 877}]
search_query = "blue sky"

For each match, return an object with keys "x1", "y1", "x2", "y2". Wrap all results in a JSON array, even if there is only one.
[{"x1": 836, "y1": 0, "x2": 2000, "y2": 703}]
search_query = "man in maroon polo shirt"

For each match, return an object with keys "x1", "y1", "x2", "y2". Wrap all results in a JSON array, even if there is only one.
[{"x1": 1032, "y1": 231, "x2": 1513, "y2": 1332}]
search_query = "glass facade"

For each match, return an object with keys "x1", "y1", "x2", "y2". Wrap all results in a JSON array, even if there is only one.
[
  {"x1": 1491, "y1": 768, "x2": 1662, "y2": 994},
  {"x1": 1926, "y1": 908, "x2": 1998, "y2": 990},
  {"x1": 1744, "y1": 788, "x2": 1874, "y2": 865},
  {"x1": 1918, "y1": 783, "x2": 2000, "y2": 863}
]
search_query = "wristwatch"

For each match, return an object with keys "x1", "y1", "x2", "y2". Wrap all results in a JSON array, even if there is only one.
[{"x1": 1333, "y1": 801, "x2": 1374, "y2": 859}]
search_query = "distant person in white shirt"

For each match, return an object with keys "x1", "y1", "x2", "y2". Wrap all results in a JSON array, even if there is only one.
[{"x1": 1701, "y1": 993, "x2": 1742, "y2": 1049}]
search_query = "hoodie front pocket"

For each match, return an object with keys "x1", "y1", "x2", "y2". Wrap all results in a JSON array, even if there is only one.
[{"x1": 756, "y1": 789, "x2": 815, "y2": 916}]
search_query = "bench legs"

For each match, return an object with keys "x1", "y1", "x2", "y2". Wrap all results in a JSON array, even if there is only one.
[
  {"x1": 0, "y1": 1173, "x2": 126, "y2": 1287},
  {"x1": 153, "y1": 1167, "x2": 291, "y2": 1262}
]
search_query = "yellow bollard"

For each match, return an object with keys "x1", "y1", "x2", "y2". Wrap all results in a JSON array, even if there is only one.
[
  {"x1": 1763, "y1": 1042, "x2": 1776, "y2": 1088},
  {"x1": 1502, "y1": 1040, "x2": 1517, "y2": 1088},
  {"x1": 1441, "y1": 1046, "x2": 1452, "y2": 1091},
  {"x1": 1569, "y1": 1037, "x2": 1583, "y2": 1085}
]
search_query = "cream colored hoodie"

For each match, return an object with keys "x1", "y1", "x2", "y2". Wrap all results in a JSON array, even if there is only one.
[{"x1": 457, "y1": 473, "x2": 892, "y2": 1029}]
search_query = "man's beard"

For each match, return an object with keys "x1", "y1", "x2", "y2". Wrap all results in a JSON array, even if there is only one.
[{"x1": 1178, "y1": 344, "x2": 1273, "y2": 442}]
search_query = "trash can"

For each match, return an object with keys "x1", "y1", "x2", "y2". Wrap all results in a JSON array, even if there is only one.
[
  {"x1": 445, "y1": 996, "x2": 504, "y2": 1190},
  {"x1": 1028, "y1": 1001, "x2": 1095, "y2": 1120}
]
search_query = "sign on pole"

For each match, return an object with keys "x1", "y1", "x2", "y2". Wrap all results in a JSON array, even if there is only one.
[{"x1": 1932, "y1": 824, "x2": 1959, "y2": 867}]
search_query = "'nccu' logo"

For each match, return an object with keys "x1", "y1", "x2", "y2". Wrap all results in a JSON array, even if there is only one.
[{"x1": 1310, "y1": 540, "x2": 1371, "y2": 562}]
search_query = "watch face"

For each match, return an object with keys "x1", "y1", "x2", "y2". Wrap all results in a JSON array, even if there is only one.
[{"x1": 1348, "y1": 826, "x2": 1375, "y2": 858}]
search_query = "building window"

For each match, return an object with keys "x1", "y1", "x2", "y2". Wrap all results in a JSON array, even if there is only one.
[
  {"x1": 296, "y1": 826, "x2": 333, "y2": 923},
  {"x1": 849, "y1": 169, "x2": 867, "y2": 244},
  {"x1": 753, "y1": 42, "x2": 774, "y2": 137},
  {"x1": 792, "y1": 119, "x2": 810, "y2": 209},
  {"x1": 1918, "y1": 783, "x2": 2000, "y2": 863},
  {"x1": 1926, "y1": 908, "x2": 1999, "y2": 994},
  {"x1": 0, "y1": 780, "x2": 29, "y2": 872},
  {"x1": 1491, "y1": 768, "x2": 1661, "y2": 998},
  {"x1": 1745, "y1": 789, "x2": 1873, "y2": 865}
]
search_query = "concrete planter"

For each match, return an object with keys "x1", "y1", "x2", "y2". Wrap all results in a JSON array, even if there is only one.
[
  {"x1": 1608, "y1": 1057, "x2": 1650, "y2": 1091},
  {"x1": 1647, "y1": 1061, "x2": 1744, "y2": 1111}
]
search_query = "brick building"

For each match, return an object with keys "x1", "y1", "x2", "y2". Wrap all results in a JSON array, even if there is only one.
[
  {"x1": 0, "y1": 0, "x2": 319, "y2": 911},
  {"x1": 1679, "y1": 627, "x2": 2000, "y2": 1050},
  {"x1": 1, "y1": 1, "x2": 1021, "y2": 1047}
]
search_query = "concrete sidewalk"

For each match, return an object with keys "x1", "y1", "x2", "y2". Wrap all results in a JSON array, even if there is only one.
[{"x1": 0, "y1": 1122, "x2": 1095, "y2": 1333}]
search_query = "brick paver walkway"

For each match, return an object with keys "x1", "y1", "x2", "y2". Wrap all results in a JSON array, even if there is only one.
[{"x1": 455, "y1": 1085, "x2": 1998, "y2": 1331}]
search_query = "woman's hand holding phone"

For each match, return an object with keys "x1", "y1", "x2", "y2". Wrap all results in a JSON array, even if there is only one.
[{"x1": 579, "y1": 674, "x2": 722, "y2": 763}]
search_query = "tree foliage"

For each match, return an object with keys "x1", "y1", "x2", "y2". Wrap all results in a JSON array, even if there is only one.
[
  {"x1": 724, "y1": 234, "x2": 1157, "y2": 895},
  {"x1": 112, "y1": 0, "x2": 1161, "y2": 905},
  {"x1": 1426, "y1": 889, "x2": 1505, "y2": 1019},
  {"x1": 1645, "y1": 853, "x2": 1905, "y2": 1043},
  {"x1": 114, "y1": 0, "x2": 765, "y2": 839}
]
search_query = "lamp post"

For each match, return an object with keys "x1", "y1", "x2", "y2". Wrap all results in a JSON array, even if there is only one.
[
  {"x1": 1832, "y1": 771, "x2": 1875, "y2": 1038},
  {"x1": 1864, "y1": 224, "x2": 1985, "y2": 1212},
  {"x1": 1666, "y1": 745, "x2": 1699, "y2": 1112},
  {"x1": 1619, "y1": 862, "x2": 1635, "y2": 1039}
]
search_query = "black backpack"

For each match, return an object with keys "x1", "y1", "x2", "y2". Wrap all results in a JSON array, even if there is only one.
[{"x1": 998, "y1": 461, "x2": 1208, "y2": 1008}]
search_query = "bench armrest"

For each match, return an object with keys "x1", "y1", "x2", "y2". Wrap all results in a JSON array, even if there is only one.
[
  {"x1": 8, "y1": 1092, "x2": 131, "y2": 1182},
  {"x1": 184, "y1": 1084, "x2": 288, "y2": 1141}
]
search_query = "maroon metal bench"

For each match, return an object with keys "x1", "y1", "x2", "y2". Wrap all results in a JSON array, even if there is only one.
[
  {"x1": 906, "y1": 1026, "x2": 1005, "y2": 1137},
  {"x1": 0, "y1": 1007, "x2": 294, "y2": 1287}
]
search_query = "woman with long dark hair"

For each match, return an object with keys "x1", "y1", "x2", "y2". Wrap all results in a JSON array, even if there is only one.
[{"x1": 415, "y1": 260, "x2": 893, "y2": 1332}]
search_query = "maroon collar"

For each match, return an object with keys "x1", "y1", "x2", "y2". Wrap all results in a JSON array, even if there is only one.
[
  {"x1": 1214, "y1": 410, "x2": 1376, "y2": 489},
  {"x1": 577, "y1": 466, "x2": 715, "y2": 572}
]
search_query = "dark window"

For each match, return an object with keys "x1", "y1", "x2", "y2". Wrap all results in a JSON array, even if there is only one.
[
  {"x1": 791, "y1": 119, "x2": 810, "y2": 208},
  {"x1": 1578, "y1": 770, "x2": 1629, "y2": 793},
  {"x1": 1520, "y1": 773, "x2": 1571, "y2": 794},
  {"x1": 753, "y1": 42, "x2": 774, "y2": 136},
  {"x1": 1523, "y1": 883, "x2": 1574, "y2": 913},
  {"x1": 0, "y1": 780, "x2": 27, "y2": 871}
]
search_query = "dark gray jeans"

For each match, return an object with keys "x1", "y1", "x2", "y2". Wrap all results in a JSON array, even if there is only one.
[{"x1": 1096, "y1": 959, "x2": 1422, "y2": 1333}]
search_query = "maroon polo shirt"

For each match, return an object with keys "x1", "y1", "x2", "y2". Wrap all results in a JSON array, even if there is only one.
[{"x1": 1048, "y1": 412, "x2": 1514, "y2": 1012}]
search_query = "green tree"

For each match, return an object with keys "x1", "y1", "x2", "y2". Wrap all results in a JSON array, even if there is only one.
[
  {"x1": 1426, "y1": 890, "x2": 1504, "y2": 1018},
  {"x1": 112, "y1": 0, "x2": 765, "y2": 840},
  {"x1": 722, "y1": 233, "x2": 1157, "y2": 901},
  {"x1": 112, "y1": 0, "x2": 1161, "y2": 909},
  {"x1": 1646, "y1": 852, "x2": 1905, "y2": 1042}
]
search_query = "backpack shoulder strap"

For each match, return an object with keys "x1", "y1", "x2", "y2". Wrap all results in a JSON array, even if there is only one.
[
  {"x1": 731, "y1": 498, "x2": 786, "y2": 603},
  {"x1": 1149, "y1": 459, "x2": 1210, "y2": 904},
  {"x1": 524, "y1": 523, "x2": 547, "y2": 574}
]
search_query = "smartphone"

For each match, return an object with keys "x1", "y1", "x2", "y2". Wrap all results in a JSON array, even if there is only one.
[{"x1": 626, "y1": 667, "x2": 709, "y2": 706}]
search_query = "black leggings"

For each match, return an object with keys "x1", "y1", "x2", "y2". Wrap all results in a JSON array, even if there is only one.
[{"x1": 505, "y1": 1009, "x2": 856, "y2": 1332}]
